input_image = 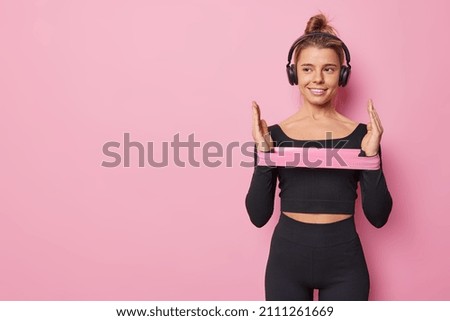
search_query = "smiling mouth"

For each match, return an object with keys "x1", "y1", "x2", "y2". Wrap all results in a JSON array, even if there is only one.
[{"x1": 309, "y1": 88, "x2": 327, "y2": 95}]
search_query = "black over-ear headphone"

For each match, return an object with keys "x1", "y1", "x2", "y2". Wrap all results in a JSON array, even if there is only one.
[{"x1": 286, "y1": 32, "x2": 352, "y2": 87}]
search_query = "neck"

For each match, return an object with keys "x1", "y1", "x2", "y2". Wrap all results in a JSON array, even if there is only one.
[{"x1": 297, "y1": 100, "x2": 338, "y2": 121}]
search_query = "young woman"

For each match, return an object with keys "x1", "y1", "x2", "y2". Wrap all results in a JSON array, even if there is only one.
[{"x1": 245, "y1": 13, "x2": 393, "y2": 301}]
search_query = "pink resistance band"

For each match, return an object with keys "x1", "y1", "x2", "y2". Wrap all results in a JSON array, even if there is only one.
[{"x1": 256, "y1": 147, "x2": 380, "y2": 170}]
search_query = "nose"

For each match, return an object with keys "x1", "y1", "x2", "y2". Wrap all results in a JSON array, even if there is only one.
[{"x1": 312, "y1": 70, "x2": 324, "y2": 83}]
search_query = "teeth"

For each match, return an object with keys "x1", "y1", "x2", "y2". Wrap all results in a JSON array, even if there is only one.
[{"x1": 310, "y1": 89, "x2": 325, "y2": 94}]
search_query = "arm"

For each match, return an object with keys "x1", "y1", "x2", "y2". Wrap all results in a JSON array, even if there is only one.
[
  {"x1": 358, "y1": 145, "x2": 393, "y2": 228},
  {"x1": 245, "y1": 144, "x2": 278, "y2": 228}
]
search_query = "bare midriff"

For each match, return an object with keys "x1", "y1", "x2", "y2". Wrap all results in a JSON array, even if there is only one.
[{"x1": 282, "y1": 212, "x2": 352, "y2": 224}]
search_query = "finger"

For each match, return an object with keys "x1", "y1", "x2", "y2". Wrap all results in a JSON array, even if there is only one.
[
  {"x1": 368, "y1": 99, "x2": 382, "y2": 134},
  {"x1": 372, "y1": 110, "x2": 382, "y2": 134},
  {"x1": 370, "y1": 100, "x2": 383, "y2": 133},
  {"x1": 260, "y1": 119, "x2": 269, "y2": 144},
  {"x1": 367, "y1": 99, "x2": 373, "y2": 114},
  {"x1": 368, "y1": 99, "x2": 378, "y2": 126},
  {"x1": 261, "y1": 119, "x2": 269, "y2": 136},
  {"x1": 367, "y1": 100, "x2": 376, "y2": 124},
  {"x1": 253, "y1": 101, "x2": 261, "y2": 117},
  {"x1": 371, "y1": 105, "x2": 384, "y2": 133},
  {"x1": 261, "y1": 119, "x2": 273, "y2": 141},
  {"x1": 260, "y1": 119, "x2": 273, "y2": 149},
  {"x1": 252, "y1": 101, "x2": 261, "y2": 131}
]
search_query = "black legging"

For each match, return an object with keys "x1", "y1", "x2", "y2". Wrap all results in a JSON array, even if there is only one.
[{"x1": 265, "y1": 213, "x2": 370, "y2": 301}]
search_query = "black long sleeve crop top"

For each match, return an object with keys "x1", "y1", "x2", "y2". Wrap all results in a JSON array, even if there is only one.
[{"x1": 245, "y1": 123, "x2": 393, "y2": 228}]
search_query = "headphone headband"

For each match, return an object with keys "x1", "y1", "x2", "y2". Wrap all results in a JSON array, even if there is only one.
[{"x1": 286, "y1": 32, "x2": 351, "y2": 68}]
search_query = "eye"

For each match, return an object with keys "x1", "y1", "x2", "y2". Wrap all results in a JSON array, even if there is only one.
[
  {"x1": 324, "y1": 67, "x2": 336, "y2": 73},
  {"x1": 302, "y1": 67, "x2": 312, "y2": 73}
]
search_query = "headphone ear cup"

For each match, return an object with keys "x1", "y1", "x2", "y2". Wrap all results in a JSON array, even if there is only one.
[
  {"x1": 339, "y1": 66, "x2": 351, "y2": 87},
  {"x1": 287, "y1": 64, "x2": 298, "y2": 86}
]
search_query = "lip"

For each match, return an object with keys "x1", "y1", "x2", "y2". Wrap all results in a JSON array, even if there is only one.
[{"x1": 308, "y1": 88, "x2": 327, "y2": 95}]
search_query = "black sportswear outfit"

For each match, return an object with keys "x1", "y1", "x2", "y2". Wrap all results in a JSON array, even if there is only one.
[{"x1": 245, "y1": 123, "x2": 393, "y2": 301}]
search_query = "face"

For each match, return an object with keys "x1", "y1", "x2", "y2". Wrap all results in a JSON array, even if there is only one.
[{"x1": 296, "y1": 46, "x2": 341, "y2": 107}]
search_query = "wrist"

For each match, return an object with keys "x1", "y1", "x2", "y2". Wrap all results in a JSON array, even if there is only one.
[
  {"x1": 256, "y1": 142, "x2": 272, "y2": 152},
  {"x1": 359, "y1": 149, "x2": 378, "y2": 157}
]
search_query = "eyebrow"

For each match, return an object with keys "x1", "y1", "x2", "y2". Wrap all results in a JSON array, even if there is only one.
[{"x1": 300, "y1": 63, "x2": 338, "y2": 67}]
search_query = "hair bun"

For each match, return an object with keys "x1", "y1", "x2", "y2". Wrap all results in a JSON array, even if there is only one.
[{"x1": 304, "y1": 13, "x2": 337, "y2": 36}]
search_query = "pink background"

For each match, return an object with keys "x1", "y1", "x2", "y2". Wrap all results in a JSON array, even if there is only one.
[{"x1": 1, "y1": 0, "x2": 449, "y2": 300}]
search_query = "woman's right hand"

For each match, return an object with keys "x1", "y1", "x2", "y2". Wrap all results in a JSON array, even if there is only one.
[{"x1": 252, "y1": 101, "x2": 273, "y2": 152}]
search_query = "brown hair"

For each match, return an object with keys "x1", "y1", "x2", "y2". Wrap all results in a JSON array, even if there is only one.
[{"x1": 293, "y1": 13, "x2": 345, "y2": 66}]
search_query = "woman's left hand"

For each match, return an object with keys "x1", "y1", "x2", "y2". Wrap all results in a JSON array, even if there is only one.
[{"x1": 361, "y1": 99, "x2": 383, "y2": 156}]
